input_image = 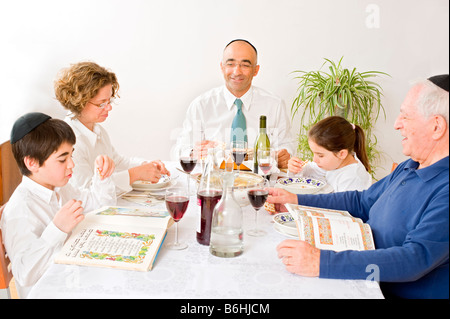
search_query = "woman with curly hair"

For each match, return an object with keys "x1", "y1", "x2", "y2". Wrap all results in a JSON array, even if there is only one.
[{"x1": 54, "y1": 61, "x2": 169, "y2": 194}]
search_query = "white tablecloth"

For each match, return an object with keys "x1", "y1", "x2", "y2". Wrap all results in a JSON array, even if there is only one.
[{"x1": 27, "y1": 161, "x2": 384, "y2": 299}]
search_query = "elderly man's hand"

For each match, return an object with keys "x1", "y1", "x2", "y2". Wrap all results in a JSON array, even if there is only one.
[{"x1": 276, "y1": 239, "x2": 320, "y2": 277}]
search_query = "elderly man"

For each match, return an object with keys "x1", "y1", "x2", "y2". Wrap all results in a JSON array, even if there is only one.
[
  {"x1": 174, "y1": 39, "x2": 295, "y2": 168},
  {"x1": 269, "y1": 75, "x2": 449, "y2": 299}
]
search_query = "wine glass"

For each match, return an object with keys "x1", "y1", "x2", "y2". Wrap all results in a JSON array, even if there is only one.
[
  {"x1": 213, "y1": 142, "x2": 226, "y2": 170},
  {"x1": 247, "y1": 179, "x2": 269, "y2": 237},
  {"x1": 165, "y1": 188, "x2": 189, "y2": 250},
  {"x1": 257, "y1": 148, "x2": 276, "y2": 182},
  {"x1": 179, "y1": 146, "x2": 198, "y2": 195},
  {"x1": 232, "y1": 140, "x2": 247, "y2": 175}
]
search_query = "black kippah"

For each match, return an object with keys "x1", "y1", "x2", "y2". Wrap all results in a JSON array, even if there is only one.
[
  {"x1": 428, "y1": 74, "x2": 449, "y2": 92},
  {"x1": 10, "y1": 112, "x2": 52, "y2": 144}
]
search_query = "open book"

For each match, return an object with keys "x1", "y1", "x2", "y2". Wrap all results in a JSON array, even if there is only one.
[
  {"x1": 55, "y1": 206, "x2": 173, "y2": 271},
  {"x1": 285, "y1": 204, "x2": 375, "y2": 251}
]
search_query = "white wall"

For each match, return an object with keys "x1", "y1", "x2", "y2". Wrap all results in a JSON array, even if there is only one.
[{"x1": 1, "y1": 0, "x2": 448, "y2": 180}]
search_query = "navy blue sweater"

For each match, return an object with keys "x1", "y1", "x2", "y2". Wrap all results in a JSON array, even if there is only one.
[{"x1": 297, "y1": 157, "x2": 449, "y2": 299}]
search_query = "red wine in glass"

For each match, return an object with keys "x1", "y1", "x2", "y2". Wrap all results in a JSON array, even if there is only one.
[
  {"x1": 232, "y1": 151, "x2": 247, "y2": 166},
  {"x1": 258, "y1": 163, "x2": 272, "y2": 176},
  {"x1": 247, "y1": 181, "x2": 269, "y2": 237},
  {"x1": 180, "y1": 157, "x2": 197, "y2": 173},
  {"x1": 165, "y1": 195, "x2": 189, "y2": 221},
  {"x1": 247, "y1": 189, "x2": 269, "y2": 210},
  {"x1": 196, "y1": 189, "x2": 222, "y2": 245}
]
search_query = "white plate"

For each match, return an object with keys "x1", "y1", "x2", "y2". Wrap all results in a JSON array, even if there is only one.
[
  {"x1": 132, "y1": 175, "x2": 172, "y2": 191},
  {"x1": 275, "y1": 177, "x2": 327, "y2": 194},
  {"x1": 273, "y1": 213, "x2": 298, "y2": 237}
]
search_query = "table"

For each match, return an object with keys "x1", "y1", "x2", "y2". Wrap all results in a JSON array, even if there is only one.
[{"x1": 27, "y1": 162, "x2": 384, "y2": 299}]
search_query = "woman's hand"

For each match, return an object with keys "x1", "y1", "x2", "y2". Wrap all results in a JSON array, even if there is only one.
[
  {"x1": 129, "y1": 161, "x2": 168, "y2": 184},
  {"x1": 95, "y1": 155, "x2": 115, "y2": 180}
]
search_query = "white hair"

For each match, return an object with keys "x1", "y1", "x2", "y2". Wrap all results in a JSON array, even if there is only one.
[{"x1": 413, "y1": 79, "x2": 449, "y2": 125}]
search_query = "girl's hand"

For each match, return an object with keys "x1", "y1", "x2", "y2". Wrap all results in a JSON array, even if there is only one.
[
  {"x1": 53, "y1": 199, "x2": 85, "y2": 233},
  {"x1": 288, "y1": 157, "x2": 308, "y2": 174}
]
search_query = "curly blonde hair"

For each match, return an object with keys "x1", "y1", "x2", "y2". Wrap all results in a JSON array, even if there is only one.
[{"x1": 54, "y1": 61, "x2": 120, "y2": 116}]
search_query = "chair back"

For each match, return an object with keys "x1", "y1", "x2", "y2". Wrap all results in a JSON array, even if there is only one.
[
  {"x1": 0, "y1": 204, "x2": 13, "y2": 291},
  {"x1": 0, "y1": 141, "x2": 22, "y2": 205},
  {"x1": 391, "y1": 162, "x2": 399, "y2": 172}
]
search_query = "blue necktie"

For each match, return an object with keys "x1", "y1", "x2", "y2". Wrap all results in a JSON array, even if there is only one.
[{"x1": 230, "y1": 98, "x2": 247, "y2": 142}]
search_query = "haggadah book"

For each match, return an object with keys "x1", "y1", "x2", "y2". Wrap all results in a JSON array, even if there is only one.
[
  {"x1": 55, "y1": 206, "x2": 173, "y2": 271},
  {"x1": 285, "y1": 204, "x2": 375, "y2": 251}
]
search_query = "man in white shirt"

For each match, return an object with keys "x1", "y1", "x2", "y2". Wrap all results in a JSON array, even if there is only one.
[{"x1": 174, "y1": 39, "x2": 295, "y2": 168}]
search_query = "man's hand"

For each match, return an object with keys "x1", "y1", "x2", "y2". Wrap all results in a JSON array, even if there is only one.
[
  {"x1": 277, "y1": 149, "x2": 291, "y2": 169},
  {"x1": 277, "y1": 239, "x2": 320, "y2": 277},
  {"x1": 267, "y1": 187, "x2": 298, "y2": 212}
]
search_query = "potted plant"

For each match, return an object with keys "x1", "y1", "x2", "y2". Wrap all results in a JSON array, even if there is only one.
[{"x1": 291, "y1": 56, "x2": 389, "y2": 176}]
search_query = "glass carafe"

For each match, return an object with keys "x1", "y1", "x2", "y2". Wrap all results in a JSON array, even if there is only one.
[{"x1": 209, "y1": 171, "x2": 244, "y2": 257}]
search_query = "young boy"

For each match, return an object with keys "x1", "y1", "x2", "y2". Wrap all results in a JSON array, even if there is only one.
[{"x1": 0, "y1": 112, "x2": 117, "y2": 298}]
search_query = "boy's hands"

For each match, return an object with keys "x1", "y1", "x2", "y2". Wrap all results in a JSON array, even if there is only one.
[
  {"x1": 53, "y1": 199, "x2": 85, "y2": 233},
  {"x1": 95, "y1": 155, "x2": 115, "y2": 180}
]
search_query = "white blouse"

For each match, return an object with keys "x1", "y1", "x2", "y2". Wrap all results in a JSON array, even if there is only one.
[
  {"x1": 65, "y1": 117, "x2": 146, "y2": 194},
  {"x1": 297, "y1": 155, "x2": 372, "y2": 192}
]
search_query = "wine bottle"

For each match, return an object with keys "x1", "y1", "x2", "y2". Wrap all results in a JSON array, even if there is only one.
[{"x1": 253, "y1": 115, "x2": 270, "y2": 174}]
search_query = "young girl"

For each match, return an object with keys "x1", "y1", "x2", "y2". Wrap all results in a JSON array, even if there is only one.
[{"x1": 288, "y1": 116, "x2": 372, "y2": 192}]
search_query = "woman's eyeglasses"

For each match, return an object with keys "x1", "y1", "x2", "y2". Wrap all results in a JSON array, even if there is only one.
[{"x1": 89, "y1": 98, "x2": 115, "y2": 108}]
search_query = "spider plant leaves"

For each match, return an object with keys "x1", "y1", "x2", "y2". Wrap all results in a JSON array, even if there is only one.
[{"x1": 291, "y1": 56, "x2": 389, "y2": 178}]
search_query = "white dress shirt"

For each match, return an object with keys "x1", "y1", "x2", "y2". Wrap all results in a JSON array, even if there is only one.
[
  {"x1": 65, "y1": 117, "x2": 146, "y2": 194},
  {"x1": 0, "y1": 174, "x2": 115, "y2": 298},
  {"x1": 173, "y1": 85, "x2": 296, "y2": 157},
  {"x1": 297, "y1": 155, "x2": 372, "y2": 192}
]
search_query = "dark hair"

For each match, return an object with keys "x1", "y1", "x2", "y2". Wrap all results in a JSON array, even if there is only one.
[
  {"x1": 224, "y1": 39, "x2": 258, "y2": 55},
  {"x1": 12, "y1": 119, "x2": 76, "y2": 176},
  {"x1": 308, "y1": 116, "x2": 370, "y2": 172}
]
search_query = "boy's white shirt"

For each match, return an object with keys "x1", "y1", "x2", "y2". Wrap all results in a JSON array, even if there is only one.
[
  {"x1": 298, "y1": 155, "x2": 372, "y2": 192},
  {"x1": 0, "y1": 172, "x2": 116, "y2": 298}
]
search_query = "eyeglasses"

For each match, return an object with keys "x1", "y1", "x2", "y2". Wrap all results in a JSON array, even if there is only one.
[
  {"x1": 223, "y1": 61, "x2": 254, "y2": 70},
  {"x1": 88, "y1": 98, "x2": 115, "y2": 109}
]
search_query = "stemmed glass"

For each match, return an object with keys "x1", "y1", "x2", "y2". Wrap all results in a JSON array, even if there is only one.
[
  {"x1": 247, "y1": 179, "x2": 269, "y2": 237},
  {"x1": 257, "y1": 148, "x2": 277, "y2": 182},
  {"x1": 165, "y1": 188, "x2": 189, "y2": 250},
  {"x1": 232, "y1": 140, "x2": 247, "y2": 175},
  {"x1": 179, "y1": 146, "x2": 197, "y2": 195}
]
